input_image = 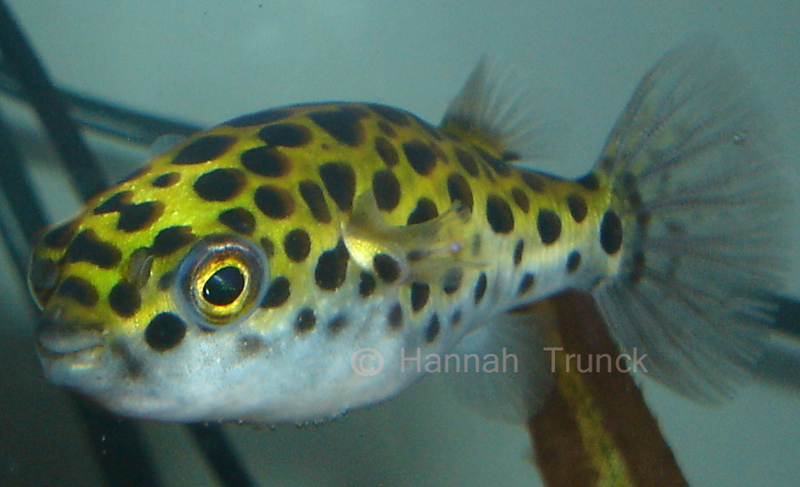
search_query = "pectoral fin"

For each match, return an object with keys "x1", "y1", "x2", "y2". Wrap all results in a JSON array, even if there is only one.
[{"x1": 342, "y1": 191, "x2": 482, "y2": 285}]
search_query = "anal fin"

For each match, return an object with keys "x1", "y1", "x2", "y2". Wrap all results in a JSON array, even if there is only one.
[{"x1": 446, "y1": 302, "x2": 557, "y2": 423}]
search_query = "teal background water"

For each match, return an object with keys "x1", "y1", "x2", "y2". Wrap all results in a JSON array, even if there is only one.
[{"x1": 1, "y1": 1, "x2": 799, "y2": 486}]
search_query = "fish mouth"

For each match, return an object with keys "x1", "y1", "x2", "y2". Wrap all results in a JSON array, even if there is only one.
[
  {"x1": 36, "y1": 341, "x2": 103, "y2": 362},
  {"x1": 35, "y1": 307, "x2": 105, "y2": 361}
]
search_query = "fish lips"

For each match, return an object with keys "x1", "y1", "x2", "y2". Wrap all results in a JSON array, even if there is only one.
[{"x1": 35, "y1": 305, "x2": 107, "y2": 382}]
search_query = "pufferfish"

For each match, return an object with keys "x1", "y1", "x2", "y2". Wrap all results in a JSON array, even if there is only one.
[{"x1": 28, "y1": 39, "x2": 795, "y2": 423}]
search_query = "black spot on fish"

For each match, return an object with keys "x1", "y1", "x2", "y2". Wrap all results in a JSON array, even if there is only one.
[
  {"x1": 520, "y1": 171, "x2": 546, "y2": 193},
  {"x1": 117, "y1": 201, "x2": 164, "y2": 233},
  {"x1": 261, "y1": 276, "x2": 290, "y2": 309},
  {"x1": 29, "y1": 257, "x2": 59, "y2": 301},
  {"x1": 600, "y1": 210, "x2": 623, "y2": 255},
  {"x1": 406, "y1": 250, "x2": 424, "y2": 262},
  {"x1": 373, "y1": 253, "x2": 401, "y2": 284},
  {"x1": 93, "y1": 191, "x2": 133, "y2": 215},
  {"x1": 375, "y1": 136, "x2": 399, "y2": 167},
  {"x1": 257, "y1": 123, "x2": 312, "y2": 148},
  {"x1": 410, "y1": 282, "x2": 430, "y2": 312},
  {"x1": 193, "y1": 168, "x2": 246, "y2": 202},
  {"x1": 241, "y1": 146, "x2": 290, "y2": 178},
  {"x1": 513, "y1": 240, "x2": 524, "y2": 267},
  {"x1": 260, "y1": 237, "x2": 275, "y2": 258},
  {"x1": 55, "y1": 275, "x2": 99, "y2": 307},
  {"x1": 66, "y1": 229, "x2": 122, "y2": 269},
  {"x1": 314, "y1": 239, "x2": 349, "y2": 291},
  {"x1": 145, "y1": 312, "x2": 186, "y2": 352},
  {"x1": 455, "y1": 148, "x2": 480, "y2": 177},
  {"x1": 254, "y1": 185, "x2": 295, "y2": 219},
  {"x1": 151, "y1": 226, "x2": 195, "y2": 257},
  {"x1": 172, "y1": 135, "x2": 237, "y2": 165},
  {"x1": 447, "y1": 172, "x2": 473, "y2": 212},
  {"x1": 344, "y1": 105, "x2": 371, "y2": 118},
  {"x1": 327, "y1": 314, "x2": 347, "y2": 334},
  {"x1": 577, "y1": 172, "x2": 600, "y2": 191},
  {"x1": 284, "y1": 228, "x2": 311, "y2": 262},
  {"x1": 319, "y1": 162, "x2": 356, "y2": 211},
  {"x1": 377, "y1": 120, "x2": 397, "y2": 138},
  {"x1": 108, "y1": 281, "x2": 141, "y2": 318},
  {"x1": 372, "y1": 170, "x2": 401, "y2": 211},
  {"x1": 308, "y1": 109, "x2": 364, "y2": 147},
  {"x1": 481, "y1": 165, "x2": 496, "y2": 183},
  {"x1": 295, "y1": 308, "x2": 316, "y2": 334},
  {"x1": 567, "y1": 194, "x2": 588, "y2": 223},
  {"x1": 218, "y1": 208, "x2": 256, "y2": 236},
  {"x1": 425, "y1": 314, "x2": 440, "y2": 343},
  {"x1": 407, "y1": 198, "x2": 438, "y2": 225},
  {"x1": 486, "y1": 195, "x2": 514, "y2": 234},
  {"x1": 368, "y1": 104, "x2": 410, "y2": 125},
  {"x1": 511, "y1": 187, "x2": 530, "y2": 213},
  {"x1": 472, "y1": 234, "x2": 482, "y2": 256},
  {"x1": 518, "y1": 273, "x2": 535, "y2": 295},
  {"x1": 474, "y1": 272, "x2": 487, "y2": 304},
  {"x1": 151, "y1": 172, "x2": 180, "y2": 188},
  {"x1": 298, "y1": 180, "x2": 332, "y2": 224},
  {"x1": 566, "y1": 251, "x2": 581, "y2": 273},
  {"x1": 225, "y1": 109, "x2": 292, "y2": 128},
  {"x1": 359, "y1": 271, "x2": 376, "y2": 298},
  {"x1": 450, "y1": 309, "x2": 462, "y2": 327},
  {"x1": 403, "y1": 140, "x2": 437, "y2": 176},
  {"x1": 388, "y1": 303, "x2": 403, "y2": 330},
  {"x1": 537, "y1": 209, "x2": 562, "y2": 245},
  {"x1": 41, "y1": 220, "x2": 77, "y2": 249},
  {"x1": 443, "y1": 268, "x2": 462, "y2": 295}
]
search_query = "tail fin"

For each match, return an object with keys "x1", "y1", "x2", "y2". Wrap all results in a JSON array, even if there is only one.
[{"x1": 591, "y1": 39, "x2": 797, "y2": 403}]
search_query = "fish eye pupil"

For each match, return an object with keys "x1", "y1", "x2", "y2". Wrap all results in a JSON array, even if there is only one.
[{"x1": 203, "y1": 266, "x2": 245, "y2": 306}]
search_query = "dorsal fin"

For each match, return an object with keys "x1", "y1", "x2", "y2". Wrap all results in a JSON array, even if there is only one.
[{"x1": 440, "y1": 59, "x2": 550, "y2": 161}]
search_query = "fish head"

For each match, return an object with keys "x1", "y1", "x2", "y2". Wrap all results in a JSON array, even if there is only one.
[{"x1": 27, "y1": 114, "x2": 408, "y2": 423}]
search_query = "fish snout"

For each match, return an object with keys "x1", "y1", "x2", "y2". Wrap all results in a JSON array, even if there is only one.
[{"x1": 36, "y1": 306, "x2": 104, "y2": 357}]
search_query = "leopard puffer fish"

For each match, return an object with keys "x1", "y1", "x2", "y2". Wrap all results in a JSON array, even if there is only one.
[{"x1": 28, "y1": 39, "x2": 795, "y2": 423}]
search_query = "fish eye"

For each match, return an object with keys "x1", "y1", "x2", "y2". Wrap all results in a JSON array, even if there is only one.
[
  {"x1": 176, "y1": 235, "x2": 268, "y2": 329},
  {"x1": 203, "y1": 266, "x2": 245, "y2": 306}
]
